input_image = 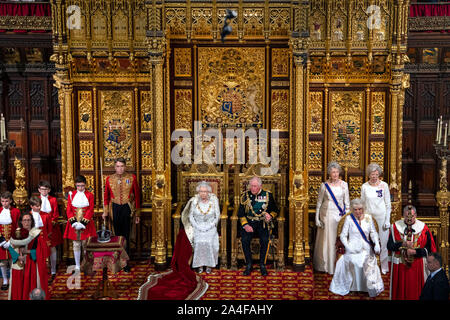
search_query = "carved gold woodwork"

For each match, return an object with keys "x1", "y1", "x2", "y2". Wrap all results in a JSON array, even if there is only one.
[
  {"x1": 370, "y1": 142, "x2": 385, "y2": 171},
  {"x1": 51, "y1": 0, "x2": 417, "y2": 270},
  {"x1": 272, "y1": 48, "x2": 290, "y2": 78},
  {"x1": 85, "y1": 175, "x2": 94, "y2": 194},
  {"x1": 12, "y1": 157, "x2": 28, "y2": 210},
  {"x1": 198, "y1": 47, "x2": 265, "y2": 129},
  {"x1": 329, "y1": 91, "x2": 364, "y2": 169},
  {"x1": 100, "y1": 91, "x2": 134, "y2": 168},
  {"x1": 308, "y1": 141, "x2": 322, "y2": 171},
  {"x1": 79, "y1": 140, "x2": 94, "y2": 171},
  {"x1": 140, "y1": 91, "x2": 152, "y2": 132},
  {"x1": 309, "y1": 91, "x2": 323, "y2": 134},
  {"x1": 371, "y1": 92, "x2": 386, "y2": 134},
  {"x1": 174, "y1": 48, "x2": 191, "y2": 77},
  {"x1": 271, "y1": 90, "x2": 289, "y2": 131},
  {"x1": 141, "y1": 140, "x2": 152, "y2": 171},
  {"x1": 78, "y1": 91, "x2": 93, "y2": 133},
  {"x1": 348, "y1": 176, "x2": 364, "y2": 199},
  {"x1": 174, "y1": 89, "x2": 192, "y2": 131}
]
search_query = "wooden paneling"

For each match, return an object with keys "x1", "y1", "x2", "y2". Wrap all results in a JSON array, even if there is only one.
[{"x1": 402, "y1": 32, "x2": 450, "y2": 216}]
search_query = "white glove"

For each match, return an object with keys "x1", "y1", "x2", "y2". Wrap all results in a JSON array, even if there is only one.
[
  {"x1": 2, "y1": 241, "x2": 10, "y2": 249},
  {"x1": 73, "y1": 222, "x2": 85, "y2": 231},
  {"x1": 315, "y1": 217, "x2": 324, "y2": 228},
  {"x1": 383, "y1": 221, "x2": 390, "y2": 230},
  {"x1": 374, "y1": 243, "x2": 381, "y2": 255},
  {"x1": 0, "y1": 241, "x2": 6, "y2": 247}
]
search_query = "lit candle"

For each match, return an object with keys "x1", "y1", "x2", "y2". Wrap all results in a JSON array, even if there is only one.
[
  {"x1": 445, "y1": 123, "x2": 448, "y2": 147},
  {"x1": 438, "y1": 118, "x2": 442, "y2": 144},
  {"x1": 436, "y1": 118, "x2": 441, "y2": 143},
  {"x1": 0, "y1": 114, "x2": 5, "y2": 143}
]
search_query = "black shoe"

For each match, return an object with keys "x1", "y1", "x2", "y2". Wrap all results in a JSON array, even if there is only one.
[
  {"x1": 1, "y1": 284, "x2": 8, "y2": 290},
  {"x1": 123, "y1": 265, "x2": 131, "y2": 273},
  {"x1": 243, "y1": 264, "x2": 253, "y2": 276},
  {"x1": 260, "y1": 264, "x2": 268, "y2": 276}
]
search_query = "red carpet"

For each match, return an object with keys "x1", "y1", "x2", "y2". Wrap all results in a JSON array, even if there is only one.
[{"x1": 0, "y1": 261, "x2": 391, "y2": 300}]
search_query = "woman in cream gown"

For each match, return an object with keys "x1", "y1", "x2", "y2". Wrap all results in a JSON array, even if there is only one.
[
  {"x1": 313, "y1": 161, "x2": 350, "y2": 274},
  {"x1": 330, "y1": 198, "x2": 384, "y2": 297}
]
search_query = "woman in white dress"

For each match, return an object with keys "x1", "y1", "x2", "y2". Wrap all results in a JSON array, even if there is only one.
[
  {"x1": 181, "y1": 181, "x2": 220, "y2": 274},
  {"x1": 313, "y1": 161, "x2": 350, "y2": 274},
  {"x1": 330, "y1": 198, "x2": 384, "y2": 297},
  {"x1": 360, "y1": 163, "x2": 391, "y2": 274}
]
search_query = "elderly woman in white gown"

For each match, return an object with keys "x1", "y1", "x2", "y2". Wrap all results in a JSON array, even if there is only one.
[
  {"x1": 181, "y1": 181, "x2": 220, "y2": 274},
  {"x1": 330, "y1": 198, "x2": 384, "y2": 298},
  {"x1": 360, "y1": 163, "x2": 391, "y2": 274},
  {"x1": 314, "y1": 161, "x2": 350, "y2": 274}
]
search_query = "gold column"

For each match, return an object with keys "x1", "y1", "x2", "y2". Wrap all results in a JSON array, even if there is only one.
[
  {"x1": 148, "y1": 1, "x2": 169, "y2": 268},
  {"x1": 290, "y1": 39, "x2": 309, "y2": 272},
  {"x1": 436, "y1": 159, "x2": 450, "y2": 273}
]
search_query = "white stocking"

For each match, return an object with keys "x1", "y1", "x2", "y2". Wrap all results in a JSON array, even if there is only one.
[
  {"x1": 0, "y1": 266, "x2": 8, "y2": 284},
  {"x1": 73, "y1": 241, "x2": 81, "y2": 269},
  {"x1": 50, "y1": 247, "x2": 57, "y2": 274}
]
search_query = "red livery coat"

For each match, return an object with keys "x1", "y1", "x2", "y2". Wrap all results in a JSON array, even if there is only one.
[
  {"x1": 63, "y1": 190, "x2": 96, "y2": 241},
  {"x1": 40, "y1": 195, "x2": 63, "y2": 247},
  {"x1": 0, "y1": 207, "x2": 20, "y2": 260}
]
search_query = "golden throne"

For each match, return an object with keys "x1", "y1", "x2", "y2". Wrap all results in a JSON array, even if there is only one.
[
  {"x1": 230, "y1": 164, "x2": 286, "y2": 270},
  {"x1": 172, "y1": 163, "x2": 229, "y2": 269}
]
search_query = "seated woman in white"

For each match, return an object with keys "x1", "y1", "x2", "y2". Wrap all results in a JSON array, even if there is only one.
[
  {"x1": 181, "y1": 181, "x2": 220, "y2": 274},
  {"x1": 330, "y1": 198, "x2": 384, "y2": 298}
]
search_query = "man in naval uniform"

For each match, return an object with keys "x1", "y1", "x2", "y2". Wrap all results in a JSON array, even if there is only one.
[
  {"x1": 238, "y1": 176, "x2": 278, "y2": 276},
  {"x1": 103, "y1": 158, "x2": 140, "y2": 272}
]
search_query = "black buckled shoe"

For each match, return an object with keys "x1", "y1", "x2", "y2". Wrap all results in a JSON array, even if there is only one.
[
  {"x1": 242, "y1": 264, "x2": 253, "y2": 276},
  {"x1": 1, "y1": 284, "x2": 8, "y2": 290},
  {"x1": 123, "y1": 265, "x2": 131, "y2": 273},
  {"x1": 260, "y1": 264, "x2": 268, "y2": 276}
]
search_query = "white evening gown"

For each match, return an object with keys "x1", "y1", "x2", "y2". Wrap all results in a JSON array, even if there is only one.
[
  {"x1": 360, "y1": 181, "x2": 391, "y2": 274},
  {"x1": 313, "y1": 181, "x2": 350, "y2": 274},
  {"x1": 329, "y1": 214, "x2": 384, "y2": 297},
  {"x1": 189, "y1": 195, "x2": 220, "y2": 268}
]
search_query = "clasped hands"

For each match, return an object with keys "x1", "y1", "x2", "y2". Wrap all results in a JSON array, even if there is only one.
[
  {"x1": 402, "y1": 240, "x2": 416, "y2": 257},
  {"x1": 243, "y1": 212, "x2": 272, "y2": 233}
]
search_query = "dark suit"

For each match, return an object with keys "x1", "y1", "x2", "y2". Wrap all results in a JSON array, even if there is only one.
[{"x1": 419, "y1": 269, "x2": 450, "y2": 301}]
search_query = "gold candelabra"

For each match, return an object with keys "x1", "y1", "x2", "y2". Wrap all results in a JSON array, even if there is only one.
[{"x1": 433, "y1": 115, "x2": 450, "y2": 272}]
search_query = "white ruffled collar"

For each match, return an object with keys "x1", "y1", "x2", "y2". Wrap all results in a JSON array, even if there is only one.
[{"x1": 395, "y1": 219, "x2": 425, "y2": 235}]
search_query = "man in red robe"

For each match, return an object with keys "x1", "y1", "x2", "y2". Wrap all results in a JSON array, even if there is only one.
[
  {"x1": 103, "y1": 158, "x2": 140, "y2": 272},
  {"x1": 64, "y1": 175, "x2": 96, "y2": 273},
  {"x1": 38, "y1": 180, "x2": 63, "y2": 280},
  {"x1": 0, "y1": 191, "x2": 21, "y2": 291},
  {"x1": 387, "y1": 205, "x2": 437, "y2": 300}
]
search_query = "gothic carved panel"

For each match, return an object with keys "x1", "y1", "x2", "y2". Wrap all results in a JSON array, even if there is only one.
[
  {"x1": 140, "y1": 90, "x2": 152, "y2": 132},
  {"x1": 79, "y1": 140, "x2": 94, "y2": 171},
  {"x1": 271, "y1": 90, "x2": 289, "y2": 131},
  {"x1": 371, "y1": 92, "x2": 385, "y2": 134},
  {"x1": 174, "y1": 89, "x2": 192, "y2": 131},
  {"x1": 198, "y1": 47, "x2": 265, "y2": 128},
  {"x1": 309, "y1": 91, "x2": 323, "y2": 134},
  {"x1": 308, "y1": 175, "x2": 322, "y2": 204},
  {"x1": 243, "y1": 8, "x2": 264, "y2": 37},
  {"x1": 141, "y1": 140, "x2": 152, "y2": 171},
  {"x1": 272, "y1": 48, "x2": 289, "y2": 78},
  {"x1": 308, "y1": 141, "x2": 322, "y2": 171},
  {"x1": 269, "y1": 8, "x2": 290, "y2": 37},
  {"x1": 165, "y1": 8, "x2": 186, "y2": 37},
  {"x1": 370, "y1": 141, "x2": 385, "y2": 171},
  {"x1": 349, "y1": 176, "x2": 363, "y2": 199},
  {"x1": 85, "y1": 175, "x2": 94, "y2": 194},
  {"x1": 330, "y1": 91, "x2": 364, "y2": 169},
  {"x1": 141, "y1": 175, "x2": 152, "y2": 204},
  {"x1": 192, "y1": 8, "x2": 212, "y2": 37},
  {"x1": 174, "y1": 48, "x2": 191, "y2": 77},
  {"x1": 100, "y1": 91, "x2": 134, "y2": 168},
  {"x1": 30, "y1": 81, "x2": 45, "y2": 120},
  {"x1": 78, "y1": 91, "x2": 93, "y2": 133}
]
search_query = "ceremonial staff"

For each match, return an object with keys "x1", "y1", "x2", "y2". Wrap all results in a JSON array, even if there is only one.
[{"x1": 100, "y1": 157, "x2": 110, "y2": 232}]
